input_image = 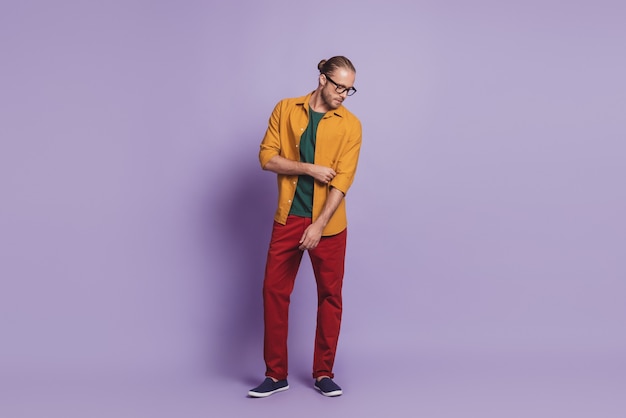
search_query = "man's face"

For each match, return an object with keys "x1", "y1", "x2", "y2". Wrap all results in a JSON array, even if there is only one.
[{"x1": 320, "y1": 68, "x2": 356, "y2": 110}]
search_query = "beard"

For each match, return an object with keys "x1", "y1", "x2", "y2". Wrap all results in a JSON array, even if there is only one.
[{"x1": 321, "y1": 88, "x2": 342, "y2": 110}]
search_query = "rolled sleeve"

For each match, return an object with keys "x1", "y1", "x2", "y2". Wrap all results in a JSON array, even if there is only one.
[
  {"x1": 259, "y1": 101, "x2": 282, "y2": 168},
  {"x1": 329, "y1": 119, "x2": 362, "y2": 195}
]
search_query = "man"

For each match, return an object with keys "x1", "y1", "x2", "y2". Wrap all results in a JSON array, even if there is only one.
[{"x1": 248, "y1": 56, "x2": 362, "y2": 398}]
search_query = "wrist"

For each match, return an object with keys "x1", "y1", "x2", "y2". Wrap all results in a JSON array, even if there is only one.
[
  {"x1": 312, "y1": 217, "x2": 328, "y2": 229},
  {"x1": 302, "y1": 162, "x2": 313, "y2": 176}
]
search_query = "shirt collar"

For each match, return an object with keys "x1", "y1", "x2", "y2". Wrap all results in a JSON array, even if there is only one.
[{"x1": 295, "y1": 92, "x2": 345, "y2": 118}]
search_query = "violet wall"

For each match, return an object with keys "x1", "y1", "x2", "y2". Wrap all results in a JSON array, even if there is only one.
[{"x1": 1, "y1": 1, "x2": 624, "y2": 416}]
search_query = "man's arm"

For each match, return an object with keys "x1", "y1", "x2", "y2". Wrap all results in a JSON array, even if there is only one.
[
  {"x1": 298, "y1": 187, "x2": 344, "y2": 251},
  {"x1": 263, "y1": 155, "x2": 336, "y2": 184}
]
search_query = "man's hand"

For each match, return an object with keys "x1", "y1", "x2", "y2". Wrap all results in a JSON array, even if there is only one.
[
  {"x1": 262, "y1": 156, "x2": 335, "y2": 184},
  {"x1": 298, "y1": 187, "x2": 345, "y2": 251},
  {"x1": 299, "y1": 222, "x2": 324, "y2": 251},
  {"x1": 307, "y1": 165, "x2": 336, "y2": 184}
]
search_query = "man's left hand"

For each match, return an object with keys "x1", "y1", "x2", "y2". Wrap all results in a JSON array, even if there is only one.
[{"x1": 299, "y1": 222, "x2": 324, "y2": 251}]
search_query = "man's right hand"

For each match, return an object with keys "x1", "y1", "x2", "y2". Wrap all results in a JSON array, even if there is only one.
[
  {"x1": 262, "y1": 156, "x2": 336, "y2": 183},
  {"x1": 307, "y1": 164, "x2": 336, "y2": 184}
]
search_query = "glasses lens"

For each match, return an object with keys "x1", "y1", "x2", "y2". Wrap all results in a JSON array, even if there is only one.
[
  {"x1": 325, "y1": 74, "x2": 356, "y2": 96},
  {"x1": 337, "y1": 87, "x2": 356, "y2": 96},
  {"x1": 336, "y1": 86, "x2": 357, "y2": 96}
]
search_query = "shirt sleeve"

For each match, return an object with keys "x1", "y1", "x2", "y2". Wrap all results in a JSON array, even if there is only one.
[
  {"x1": 259, "y1": 100, "x2": 282, "y2": 168},
  {"x1": 329, "y1": 117, "x2": 362, "y2": 195}
]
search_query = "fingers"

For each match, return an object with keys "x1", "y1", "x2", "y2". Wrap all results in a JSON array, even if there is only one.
[
  {"x1": 298, "y1": 230, "x2": 320, "y2": 251},
  {"x1": 300, "y1": 236, "x2": 320, "y2": 250},
  {"x1": 298, "y1": 231, "x2": 310, "y2": 251},
  {"x1": 322, "y1": 170, "x2": 336, "y2": 184},
  {"x1": 299, "y1": 241, "x2": 318, "y2": 251},
  {"x1": 313, "y1": 166, "x2": 336, "y2": 184},
  {"x1": 299, "y1": 232, "x2": 310, "y2": 251}
]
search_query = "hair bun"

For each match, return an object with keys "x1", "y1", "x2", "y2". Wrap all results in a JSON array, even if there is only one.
[{"x1": 317, "y1": 59, "x2": 327, "y2": 72}]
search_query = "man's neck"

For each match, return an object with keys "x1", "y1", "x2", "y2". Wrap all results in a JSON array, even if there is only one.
[{"x1": 309, "y1": 90, "x2": 330, "y2": 113}]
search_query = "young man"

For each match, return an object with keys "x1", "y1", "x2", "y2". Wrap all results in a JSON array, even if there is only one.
[{"x1": 248, "y1": 56, "x2": 362, "y2": 398}]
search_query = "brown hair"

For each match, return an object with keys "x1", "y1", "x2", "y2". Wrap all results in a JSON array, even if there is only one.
[{"x1": 317, "y1": 56, "x2": 356, "y2": 75}]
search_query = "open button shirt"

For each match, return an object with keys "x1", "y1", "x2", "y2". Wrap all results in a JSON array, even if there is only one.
[{"x1": 259, "y1": 92, "x2": 362, "y2": 236}]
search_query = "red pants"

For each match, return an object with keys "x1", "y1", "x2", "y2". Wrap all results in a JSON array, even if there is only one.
[{"x1": 263, "y1": 215, "x2": 347, "y2": 380}]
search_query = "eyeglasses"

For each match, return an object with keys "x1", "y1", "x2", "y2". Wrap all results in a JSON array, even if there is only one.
[{"x1": 324, "y1": 74, "x2": 357, "y2": 96}]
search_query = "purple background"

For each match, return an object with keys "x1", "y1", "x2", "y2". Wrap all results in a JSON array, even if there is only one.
[{"x1": 1, "y1": 1, "x2": 625, "y2": 416}]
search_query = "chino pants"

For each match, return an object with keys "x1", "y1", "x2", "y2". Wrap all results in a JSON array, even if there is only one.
[{"x1": 263, "y1": 215, "x2": 347, "y2": 381}]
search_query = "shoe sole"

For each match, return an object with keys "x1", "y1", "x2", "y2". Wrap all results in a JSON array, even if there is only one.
[
  {"x1": 248, "y1": 385, "x2": 289, "y2": 398},
  {"x1": 314, "y1": 386, "x2": 342, "y2": 397}
]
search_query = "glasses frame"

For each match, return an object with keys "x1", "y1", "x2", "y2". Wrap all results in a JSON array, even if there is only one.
[{"x1": 323, "y1": 73, "x2": 357, "y2": 96}]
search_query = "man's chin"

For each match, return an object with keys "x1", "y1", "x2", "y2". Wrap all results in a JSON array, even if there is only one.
[{"x1": 331, "y1": 100, "x2": 343, "y2": 109}]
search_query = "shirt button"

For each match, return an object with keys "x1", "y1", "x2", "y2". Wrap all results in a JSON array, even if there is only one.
[
  {"x1": 296, "y1": 144, "x2": 299, "y2": 147},
  {"x1": 292, "y1": 181, "x2": 296, "y2": 184},
  {"x1": 288, "y1": 199, "x2": 292, "y2": 203}
]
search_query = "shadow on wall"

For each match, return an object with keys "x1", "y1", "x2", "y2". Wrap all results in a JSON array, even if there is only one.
[{"x1": 205, "y1": 152, "x2": 276, "y2": 383}]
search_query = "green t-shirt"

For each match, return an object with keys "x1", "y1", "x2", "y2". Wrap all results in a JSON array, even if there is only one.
[{"x1": 289, "y1": 107, "x2": 326, "y2": 217}]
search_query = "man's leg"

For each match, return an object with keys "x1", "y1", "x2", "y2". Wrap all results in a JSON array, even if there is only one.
[
  {"x1": 308, "y1": 228, "x2": 347, "y2": 380},
  {"x1": 263, "y1": 216, "x2": 307, "y2": 380}
]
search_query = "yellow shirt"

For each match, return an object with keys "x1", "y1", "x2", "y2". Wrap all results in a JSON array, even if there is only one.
[{"x1": 259, "y1": 92, "x2": 362, "y2": 236}]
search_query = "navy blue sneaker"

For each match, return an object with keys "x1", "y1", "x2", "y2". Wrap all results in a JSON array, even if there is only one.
[
  {"x1": 314, "y1": 378, "x2": 342, "y2": 397},
  {"x1": 248, "y1": 377, "x2": 289, "y2": 398}
]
